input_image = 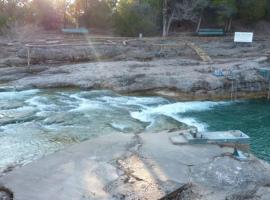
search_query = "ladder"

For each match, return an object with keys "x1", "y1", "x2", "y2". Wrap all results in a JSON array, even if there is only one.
[
  {"x1": 227, "y1": 70, "x2": 238, "y2": 101},
  {"x1": 186, "y1": 42, "x2": 212, "y2": 63}
]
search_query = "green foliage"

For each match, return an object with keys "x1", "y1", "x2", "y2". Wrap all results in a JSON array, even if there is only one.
[
  {"x1": 237, "y1": 0, "x2": 267, "y2": 21},
  {"x1": 211, "y1": 0, "x2": 237, "y2": 18},
  {"x1": 0, "y1": 0, "x2": 270, "y2": 35},
  {"x1": 266, "y1": 0, "x2": 270, "y2": 18},
  {"x1": 114, "y1": 0, "x2": 160, "y2": 36},
  {"x1": 79, "y1": 0, "x2": 113, "y2": 28},
  {"x1": 0, "y1": 14, "x2": 9, "y2": 33},
  {"x1": 143, "y1": 0, "x2": 163, "y2": 10}
]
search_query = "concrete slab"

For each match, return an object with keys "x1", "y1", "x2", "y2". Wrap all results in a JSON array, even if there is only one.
[
  {"x1": 0, "y1": 133, "x2": 134, "y2": 200},
  {"x1": 170, "y1": 135, "x2": 188, "y2": 145},
  {"x1": 203, "y1": 130, "x2": 248, "y2": 140},
  {"x1": 183, "y1": 130, "x2": 250, "y2": 145},
  {"x1": 0, "y1": 131, "x2": 269, "y2": 200}
]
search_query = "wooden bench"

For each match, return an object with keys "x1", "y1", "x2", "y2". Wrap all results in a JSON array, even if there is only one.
[
  {"x1": 61, "y1": 28, "x2": 89, "y2": 35},
  {"x1": 197, "y1": 28, "x2": 225, "y2": 36}
]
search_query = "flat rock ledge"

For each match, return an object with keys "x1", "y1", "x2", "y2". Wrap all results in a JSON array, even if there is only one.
[
  {"x1": 0, "y1": 57, "x2": 269, "y2": 100},
  {"x1": 1, "y1": 131, "x2": 270, "y2": 200}
]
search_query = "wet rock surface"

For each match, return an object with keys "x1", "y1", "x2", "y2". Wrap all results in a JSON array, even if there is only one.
[{"x1": 1, "y1": 131, "x2": 270, "y2": 200}]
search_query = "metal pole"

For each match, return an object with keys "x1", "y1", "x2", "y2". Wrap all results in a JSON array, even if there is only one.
[
  {"x1": 235, "y1": 79, "x2": 238, "y2": 100},
  {"x1": 231, "y1": 80, "x2": 234, "y2": 101},
  {"x1": 267, "y1": 80, "x2": 270, "y2": 101}
]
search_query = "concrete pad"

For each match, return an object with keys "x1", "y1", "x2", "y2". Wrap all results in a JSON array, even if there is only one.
[
  {"x1": 0, "y1": 131, "x2": 270, "y2": 200},
  {"x1": 138, "y1": 132, "x2": 232, "y2": 183},
  {"x1": 170, "y1": 135, "x2": 188, "y2": 145},
  {"x1": 0, "y1": 133, "x2": 133, "y2": 200},
  {"x1": 203, "y1": 130, "x2": 248, "y2": 140}
]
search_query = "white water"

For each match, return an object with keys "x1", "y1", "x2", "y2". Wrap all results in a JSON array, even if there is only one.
[
  {"x1": 130, "y1": 101, "x2": 230, "y2": 131},
  {"x1": 0, "y1": 89, "x2": 229, "y2": 173}
]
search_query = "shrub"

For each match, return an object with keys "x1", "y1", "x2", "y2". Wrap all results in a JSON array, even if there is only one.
[
  {"x1": 0, "y1": 14, "x2": 9, "y2": 34},
  {"x1": 237, "y1": 0, "x2": 267, "y2": 21},
  {"x1": 113, "y1": 0, "x2": 160, "y2": 37},
  {"x1": 79, "y1": 0, "x2": 113, "y2": 29}
]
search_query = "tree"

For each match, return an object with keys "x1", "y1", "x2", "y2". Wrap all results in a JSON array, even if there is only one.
[
  {"x1": 210, "y1": 0, "x2": 237, "y2": 31},
  {"x1": 163, "y1": 0, "x2": 210, "y2": 36},
  {"x1": 114, "y1": 0, "x2": 159, "y2": 36},
  {"x1": 237, "y1": 0, "x2": 267, "y2": 21},
  {"x1": 32, "y1": 0, "x2": 62, "y2": 30},
  {"x1": 79, "y1": 0, "x2": 113, "y2": 29}
]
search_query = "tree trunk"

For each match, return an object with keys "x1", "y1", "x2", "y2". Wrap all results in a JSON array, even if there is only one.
[
  {"x1": 196, "y1": 14, "x2": 202, "y2": 33},
  {"x1": 228, "y1": 17, "x2": 233, "y2": 32},
  {"x1": 224, "y1": 19, "x2": 228, "y2": 32},
  {"x1": 166, "y1": 16, "x2": 174, "y2": 36},
  {"x1": 162, "y1": 0, "x2": 168, "y2": 37}
]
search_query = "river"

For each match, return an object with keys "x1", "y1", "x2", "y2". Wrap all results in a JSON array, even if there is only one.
[{"x1": 0, "y1": 89, "x2": 269, "y2": 172}]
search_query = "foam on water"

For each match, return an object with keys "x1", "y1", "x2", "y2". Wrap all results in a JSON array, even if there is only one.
[
  {"x1": 130, "y1": 101, "x2": 229, "y2": 131},
  {"x1": 0, "y1": 89, "x2": 40, "y2": 100},
  {"x1": 25, "y1": 96, "x2": 57, "y2": 111},
  {"x1": 67, "y1": 93, "x2": 109, "y2": 111},
  {"x1": 110, "y1": 122, "x2": 129, "y2": 131},
  {"x1": 71, "y1": 98, "x2": 109, "y2": 111},
  {"x1": 97, "y1": 96, "x2": 169, "y2": 108},
  {"x1": 0, "y1": 89, "x2": 235, "y2": 172}
]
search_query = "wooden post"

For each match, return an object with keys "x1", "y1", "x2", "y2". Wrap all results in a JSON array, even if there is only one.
[
  {"x1": 224, "y1": 18, "x2": 229, "y2": 32},
  {"x1": 228, "y1": 17, "x2": 233, "y2": 32},
  {"x1": 27, "y1": 46, "x2": 31, "y2": 68}
]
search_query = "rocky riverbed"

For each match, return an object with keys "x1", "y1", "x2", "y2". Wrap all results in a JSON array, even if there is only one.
[{"x1": 0, "y1": 32, "x2": 270, "y2": 199}]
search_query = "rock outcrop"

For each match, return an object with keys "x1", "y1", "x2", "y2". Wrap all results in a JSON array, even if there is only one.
[{"x1": 0, "y1": 57, "x2": 268, "y2": 100}]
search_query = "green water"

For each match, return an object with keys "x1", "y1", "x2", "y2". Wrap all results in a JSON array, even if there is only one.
[{"x1": 183, "y1": 100, "x2": 270, "y2": 161}]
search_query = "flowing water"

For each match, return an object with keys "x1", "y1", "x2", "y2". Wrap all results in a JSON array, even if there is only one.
[{"x1": 0, "y1": 89, "x2": 269, "y2": 172}]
